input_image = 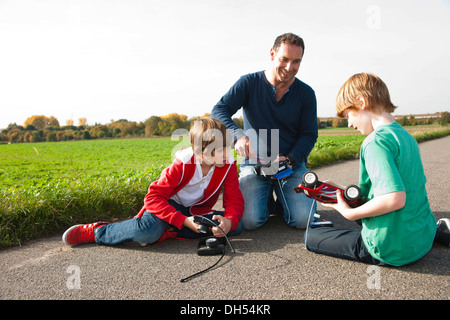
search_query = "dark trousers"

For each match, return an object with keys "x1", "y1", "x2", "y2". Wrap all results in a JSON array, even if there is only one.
[{"x1": 304, "y1": 227, "x2": 384, "y2": 265}]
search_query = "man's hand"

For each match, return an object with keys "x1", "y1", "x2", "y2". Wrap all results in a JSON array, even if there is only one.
[
  {"x1": 270, "y1": 155, "x2": 292, "y2": 179},
  {"x1": 234, "y1": 135, "x2": 255, "y2": 159}
]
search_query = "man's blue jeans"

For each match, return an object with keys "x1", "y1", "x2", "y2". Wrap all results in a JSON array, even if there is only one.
[
  {"x1": 95, "y1": 200, "x2": 243, "y2": 246},
  {"x1": 238, "y1": 163, "x2": 316, "y2": 230}
]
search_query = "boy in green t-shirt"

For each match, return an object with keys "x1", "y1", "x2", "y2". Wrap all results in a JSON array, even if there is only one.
[{"x1": 305, "y1": 73, "x2": 449, "y2": 266}]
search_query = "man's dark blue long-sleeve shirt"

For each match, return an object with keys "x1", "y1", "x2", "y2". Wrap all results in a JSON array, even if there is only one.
[{"x1": 211, "y1": 71, "x2": 318, "y2": 168}]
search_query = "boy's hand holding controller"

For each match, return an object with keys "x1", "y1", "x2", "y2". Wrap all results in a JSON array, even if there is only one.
[
  {"x1": 183, "y1": 216, "x2": 202, "y2": 233},
  {"x1": 183, "y1": 215, "x2": 232, "y2": 237},
  {"x1": 211, "y1": 215, "x2": 232, "y2": 237}
]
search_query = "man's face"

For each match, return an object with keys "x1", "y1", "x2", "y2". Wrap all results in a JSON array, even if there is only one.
[{"x1": 270, "y1": 43, "x2": 303, "y2": 85}]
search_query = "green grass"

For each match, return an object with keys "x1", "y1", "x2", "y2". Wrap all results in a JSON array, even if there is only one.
[
  {"x1": 0, "y1": 138, "x2": 190, "y2": 247},
  {"x1": 307, "y1": 135, "x2": 366, "y2": 168},
  {"x1": 1, "y1": 127, "x2": 449, "y2": 248},
  {"x1": 310, "y1": 126, "x2": 450, "y2": 168}
]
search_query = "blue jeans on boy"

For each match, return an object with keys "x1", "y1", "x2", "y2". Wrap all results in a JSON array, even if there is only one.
[
  {"x1": 238, "y1": 162, "x2": 316, "y2": 230},
  {"x1": 94, "y1": 200, "x2": 243, "y2": 246}
]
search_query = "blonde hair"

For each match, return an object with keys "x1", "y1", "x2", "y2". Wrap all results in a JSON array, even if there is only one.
[
  {"x1": 190, "y1": 117, "x2": 231, "y2": 155},
  {"x1": 336, "y1": 73, "x2": 397, "y2": 118}
]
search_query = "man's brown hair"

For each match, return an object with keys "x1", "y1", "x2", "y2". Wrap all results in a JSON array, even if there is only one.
[
  {"x1": 336, "y1": 73, "x2": 397, "y2": 118},
  {"x1": 273, "y1": 33, "x2": 305, "y2": 53}
]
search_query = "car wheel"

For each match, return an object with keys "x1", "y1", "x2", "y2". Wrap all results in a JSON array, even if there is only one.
[
  {"x1": 302, "y1": 171, "x2": 318, "y2": 188},
  {"x1": 344, "y1": 185, "x2": 361, "y2": 201}
]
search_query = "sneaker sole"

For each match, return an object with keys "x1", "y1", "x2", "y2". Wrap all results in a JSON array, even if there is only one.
[
  {"x1": 62, "y1": 224, "x2": 83, "y2": 246},
  {"x1": 439, "y1": 218, "x2": 450, "y2": 227},
  {"x1": 437, "y1": 218, "x2": 450, "y2": 247}
]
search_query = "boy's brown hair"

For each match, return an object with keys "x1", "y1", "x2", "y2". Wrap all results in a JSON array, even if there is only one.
[
  {"x1": 336, "y1": 73, "x2": 397, "y2": 118},
  {"x1": 190, "y1": 117, "x2": 231, "y2": 156}
]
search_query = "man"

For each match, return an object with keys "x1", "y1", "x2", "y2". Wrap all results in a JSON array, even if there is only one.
[{"x1": 211, "y1": 33, "x2": 318, "y2": 230}]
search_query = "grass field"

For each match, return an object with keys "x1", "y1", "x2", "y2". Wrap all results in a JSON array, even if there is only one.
[
  {"x1": 0, "y1": 138, "x2": 188, "y2": 248},
  {"x1": 1, "y1": 126, "x2": 449, "y2": 248}
]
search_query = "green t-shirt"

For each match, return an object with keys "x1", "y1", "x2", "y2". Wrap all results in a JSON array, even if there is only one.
[{"x1": 359, "y1": 122, "x2": 436, "y2": 266}]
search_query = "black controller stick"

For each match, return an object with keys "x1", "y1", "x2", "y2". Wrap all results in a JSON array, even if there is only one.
[{"x1": 193, "y1": 215, "x2": 220, "y2": 234}]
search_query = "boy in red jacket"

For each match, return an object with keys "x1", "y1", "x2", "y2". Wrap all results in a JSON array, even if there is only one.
[{"x1": 62, "y1": 117, "x2": 244, "y2": 246}]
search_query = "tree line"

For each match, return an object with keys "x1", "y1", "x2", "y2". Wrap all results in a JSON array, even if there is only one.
[
  {"x1": 318, "y1": 112, "x2": 449, "y2": 128},
  {"x1": 0, "y1": 113, "x2": 244, "y2": 143},
  {"x1": 1, "y1": 112, "x2": 448, "y2": 144}
]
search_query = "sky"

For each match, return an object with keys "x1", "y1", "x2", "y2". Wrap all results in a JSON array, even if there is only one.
[{"x1": 0, "y1": 0, "x2": 449, "y2": 129}]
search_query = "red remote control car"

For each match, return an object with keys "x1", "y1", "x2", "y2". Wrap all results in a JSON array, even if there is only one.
[{"x1": 294, "y1": 171, "x2": 365, "y2": 208}]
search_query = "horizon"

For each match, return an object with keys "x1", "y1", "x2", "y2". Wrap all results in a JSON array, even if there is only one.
[{"x1": 2, "y1": 111, "x2": 446, "y2": 131}]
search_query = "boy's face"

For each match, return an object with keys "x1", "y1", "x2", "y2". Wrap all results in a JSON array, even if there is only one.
[
  {"x1": 343, "y1": 108, "x2": 373, "y2": 135},
  {"x1": 201, "y1": 147, "x2": 229, "y2": 168}
]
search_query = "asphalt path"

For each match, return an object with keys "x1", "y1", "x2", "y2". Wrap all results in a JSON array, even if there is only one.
[{"x1": 1, "y1": 136, "x2": 449, "y2": 304}]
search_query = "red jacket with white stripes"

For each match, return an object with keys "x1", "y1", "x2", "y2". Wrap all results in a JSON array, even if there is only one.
[{"x1": 135, "y1": 148, "x2": 244, "y2": 234}]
